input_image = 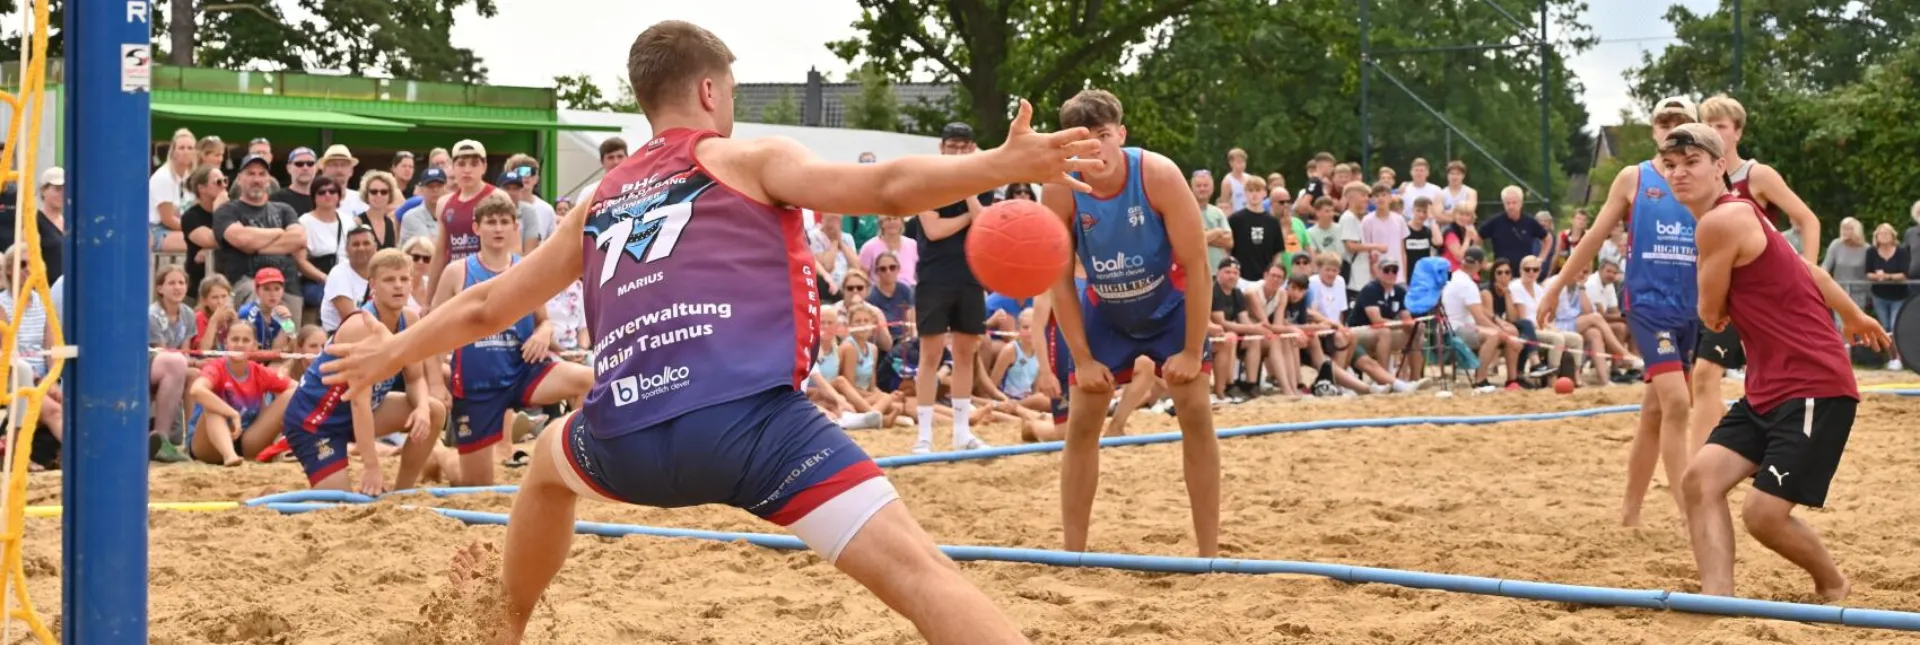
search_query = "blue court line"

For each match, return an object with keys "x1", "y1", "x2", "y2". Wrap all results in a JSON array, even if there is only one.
[
  {"x1": 248, "y1": 499, "x2": 1920, "y2": 632},
  {"x1": 308, "y1": 402, "x2": 1646, "y2": 500}
]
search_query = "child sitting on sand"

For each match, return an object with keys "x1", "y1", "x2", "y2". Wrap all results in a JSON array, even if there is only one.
[{"x1": 187, "y1": 322, "x2": 295, "y2": 466}]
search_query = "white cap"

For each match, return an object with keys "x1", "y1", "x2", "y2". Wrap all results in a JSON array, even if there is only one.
[
  {"x1": 38, "y1": 167, "x2": 62, "y2": 187},
  {"x1": 1653, "y1": 96, "x2": 1699, "y2": 123}
]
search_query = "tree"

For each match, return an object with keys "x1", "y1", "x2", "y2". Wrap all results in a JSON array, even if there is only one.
[
  {"x1": 0, "y1": 0, "x2": 63, "y2": 62},
  {"x1": 294, "y1": 0, "x2": 497, "y2": 83},
  {"x1": 760, "y1": 88, "x2": 802, "y2": 125},
  {"x1": 842, "y1": 64, "x2": 901, "y2": 132},
  {"x1": 1582, "y1": 113, "x2": 1652, "y2": 211},
  {"x1": 553, "y1": 73, "x2": 612, "y2": 111},
  {"x1": 1628, "y1": 1, "x2": 1920, "y2": 230},
  {"x1": 831, "y1": 0, "x2": 1203, "y2": 146},
  {"x1": 1111, "y1": 0, "x2": 1594, "y2": 206}
]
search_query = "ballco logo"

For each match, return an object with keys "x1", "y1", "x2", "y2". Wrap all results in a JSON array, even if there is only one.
[
  {"x1": 638, "y1": 365, "x2": 691, "y2": 391},
  {"x1": 612, "y1": 365, "x2": 692, "y2": 406},
  {"x1": 1655, "y1": 221, "x2": 1692, "y2": 237},
  {"x1": 1090, "y1": 252, "x2": 1147, "y2": 273}
]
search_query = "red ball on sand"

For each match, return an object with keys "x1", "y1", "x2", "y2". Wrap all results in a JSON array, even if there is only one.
[
  {"x1": 966, "y1": 199, "x2": 1071, "y2": 299},
  {"x1": 1554, "y1": 376, "x2": 1575, "y2": 395}
]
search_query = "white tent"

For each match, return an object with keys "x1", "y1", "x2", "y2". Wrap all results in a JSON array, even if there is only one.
[{"x1": 554, "y1": 108, "x2": 942, "y2": 201}]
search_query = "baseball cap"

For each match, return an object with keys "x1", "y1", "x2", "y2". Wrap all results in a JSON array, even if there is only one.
[
  {"x1": 451, "y1": 139, "x2": 487, "y2": 160},
  {"x1": 237, "y1": 154, "x2": 271, "y2": 172},
  {"x1": 1653, "y1": 96, "x2": 1699, "y2": 123},
  {"x1": 37, "y1": 167, "x2": 62, "y2": 187},
  {"x1": 1378, "y1": 256, "x2": 1401, "y2": 271},
  {"x1": 1658, "y1": 122, "x2": 1727, "y2": 160},
  {"x1": 253, "y1": 267, "x2": 285, "y2": 286},
  {"x1": 940, "y1": 122, "x2": 974, "y2": 142},
  {"x1": 287, "y1": 147, "x2": 317, "y2": 163},
  {"x1": 1462, "y1": 247, "x2": 1487, "y2": 264},
  {"x1": 419, "y1": 167, "x2": 448, "y2": 185},
  {"x1": 1216, "y1": 257, "x2": 1240, "y2": 271},
  {"x1": 496, "y1": 166, "x2": 529, "y2": 188}
]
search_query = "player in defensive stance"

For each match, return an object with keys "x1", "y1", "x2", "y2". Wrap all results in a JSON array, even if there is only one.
[
  {"x1": 321, "y1": 20, "x2": 1099, "y2": 645},
  {"x1": 283, "y1": 248, "x2": 446, "y2": 493},
  {"x1": 434, "y1": 192, "x2": 593, "y2": 485},
  {"x1": 1042, "y1": 89, "x2": 1221, "y2": 557},
  {"x1": 1668, "y1": 123, "x2": 1886, "y2": 601}
]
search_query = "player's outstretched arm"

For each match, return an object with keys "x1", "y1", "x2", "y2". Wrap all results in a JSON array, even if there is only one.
[
  {"x1": 1754, "y1": 164, "x2": 1822, "y2": 264},
  {"x1": 757, "y1": 100, "x2": 1102, "y2": 216},
  {"x1": 1694, "y1": 206, "x2": 1746, "y2": 331},
  {"x1": 1542, "y1": 165, "x2": 1636, "y2": 325},
  {"x1": 323, "y1": 201, "x2": 588, "y2": 395},
  {"x1": 1142, "y1": 152, "x2": 1213, "y2": 359}
]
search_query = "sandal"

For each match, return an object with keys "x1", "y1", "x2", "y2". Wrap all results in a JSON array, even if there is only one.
[{"x1": 502, "y1": 450, "x2": 531, "y2": 469}]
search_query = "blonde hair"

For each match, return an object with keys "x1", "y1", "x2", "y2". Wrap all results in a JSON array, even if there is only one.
[
  {"x1": 1699, "y1": 94, "x2": 1747, "y2": 130},
  {"x1": 1314, "y1": 251, "x2": 1342, "y2": 268},
  {"x1": 474, "y1": 192, "x2": 520, "y2": 222},
  {"x1": 403, "y1": 236, "x2": 436, "y2": 259},
  {"x1": 1840, "y1": 217, "x2": 1865, "y2": 245},
  {"x1": 359, "y1": 170, "x2": 399, "y2": 205},
  {"x1": 1873, "y1": 222, "x2": 1897, "y2": 246},
  {"x1": 1500, "y1": 185, "x2": 1524, "y2": 201},
  {"x1": 1242, "y1": 175, "x2": 1267, "y2": 197},
  {"x1": 196, "y1": 275, "x2": 233, "y2": 315},
  {"x1": 1342, "y1": 181, "x2": 1370, "y2": 199},
  {"x1": 1227, "y1": 148, "x2": 1247, "y2": 161},
  {"x1": 368, "y1": 248, "x2": 412, "y2": 280}
]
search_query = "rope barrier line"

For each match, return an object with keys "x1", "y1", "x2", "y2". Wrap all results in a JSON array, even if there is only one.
[{"x1": 0, "y1": 0, "x2": 60, "y2": 638}]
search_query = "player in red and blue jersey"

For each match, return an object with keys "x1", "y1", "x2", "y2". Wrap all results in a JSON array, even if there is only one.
[
  {"x1": 1539, "y1": 96, "x2": 1701, "y2": 527},
  {"x1": 432, "y1": 192, "x2": 592, "y2": 486},
  {"x1": 282, "y1": 248, "x2": 446, "y2": 494},
  {"x1": 320, "y1": 21, "x2": 1097, "y2": 644},
  {"x1": 1040, "y1": 89, "x2": 1220, "y2": 558},
  {"x1": 1668, "y1": 122, "x2": 1885, "y2": 602},
  {"x1": 186, "y1": 321, "x2": 295, "y2": 466}
]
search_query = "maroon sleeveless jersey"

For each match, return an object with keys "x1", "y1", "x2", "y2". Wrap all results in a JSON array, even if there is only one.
[
  {"x1": 577, "y1": 129, "x2": 818, "y2": 438},
  {"x1": 1719, "y1": 194, "x2": 1858, "y2": 412},
  {"x1": 439, "y1": 184, "x2": 497, "y2": 260}
]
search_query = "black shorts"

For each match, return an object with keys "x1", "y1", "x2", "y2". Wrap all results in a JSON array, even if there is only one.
[
  {"x1": 1697, "y1": 323, "x2": 1746, "y2": 370},
  {"x1": 915, "y1": 283, "x2": 986, "y2": 336},
  {"x1": 1707, "y1": 396, "x2": 1857, "y2": 508}
]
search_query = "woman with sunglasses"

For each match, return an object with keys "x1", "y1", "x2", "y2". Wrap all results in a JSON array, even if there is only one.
[
  {"x1": 295, "y1": 175, "x2": 352, "y2": 318},
  {"x1": 400, "y1": 237, "x2": 436, "y2": 316},
  {"x1": 858, "y1": 216, "x2": 919, "y2": 287},
  {"x1": 357, "y1": 170, "x2": 402, "y2": 249},
  {"x1": 1004, "y1": 183, "x2": 1035, "y2": 201},
  {"x1": 181, "y1": 165, "x2": 227, "y2": 296},
  {"x1": 1509, "y1": 255, "x2": 1584, "y2": 380}
]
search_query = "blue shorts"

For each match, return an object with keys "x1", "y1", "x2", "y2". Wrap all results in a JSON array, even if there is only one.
[
  {"x1": 452, "y1": 361, "x2": 557, "y2": 454},
  {"x1": 1626, "y1": 311, "x2": 1698, "y2": 382},
  {"x1": 560, "y1": 387, "x2": 888, "y2": 528},
  {"x1": 1064, "y1": 299, "x2": 1208, "y2": 385},
  {"x1": 285, "y1": 423, "x2": 352, "y2": 485}
]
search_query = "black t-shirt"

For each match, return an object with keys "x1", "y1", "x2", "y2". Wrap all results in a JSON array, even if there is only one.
[
  {"x1": 1347, "y1": 282, "x2": 1405, "y2": 327},
  {"x1": 181, "y1": 204, "x2": 216, "y2": 294},
  {"x1": 1302, "y1": 177, "x2": 1327, "y2": 201},
  {"x1": 212, "y1": 199, "x2": 303, "y2": 291},
  {"x1": 1404, "y1": 221, "x2": 1434, "y2": 264},
  {"x1": 913, "y1": 192, "x2": 995, "y2": 288},
  {"x1": 1482, "y1": 284, "x2": 1510, "y2": 321},
  {"x1": 1227, "y1": 209, "x2": 1285, "y2": 274},
  {"x1": 1477, "y1": 214, "x2": 1547, "y2": 269},
  {"x1": 1284, "y1": 293, "x2": 1309, "y2": 325},
  {"x1": 1213, "y1": 281, "x2": 1248, "y2": 321},
  {"x1": 1867, "y1": 246, "x2": 1912, "y2": 301},
  {"x1": 270, "y1": 188, "x2": 314, "y2": 217}
]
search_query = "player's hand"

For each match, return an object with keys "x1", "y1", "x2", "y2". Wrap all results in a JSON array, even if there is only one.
[
  {"x1": 521, "y1": 332, "x2": 552, "y2": 363},
  {"x1": 1163, "y1": 351, "x2": 1203, "y2": 386},
  {"x1": 319, "y1": 337, "x2": 401, "y2": 399},
  {"x1": 1036, "y1": 370, "x2": 1061, "y2": 399},
  {"x1": 1535, "y1": 288, "x2": 1559, "y2": 328},
  {"x1": 1072, "y1": 360, "x2": 1114, "y2": 395},
  {"x1": 995, "y1": 99, "x2": 1104, "y2": 193},
  {"x1": 1841, "y1": 310, "x2": 1892, "y2": 352},
  {"x1": 356, "y1": 466, "x2": 386, "y2": 496},
  {"x1": 406, "y1": 405, "x2": 433, "y2": 443}
]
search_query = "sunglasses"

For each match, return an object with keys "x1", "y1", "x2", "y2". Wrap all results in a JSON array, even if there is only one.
[
  {"x1": 317, "y1": 190, "x2": 341, "y2": 197},
  {"x1": 1523, "y1": 266, "x2": 1541, "y2": 273},
  {"x1": 365, "y1": 188, "x2": 390, "y2": 196},
  {"x1": 411, "y1": 254, "x2": 431, "y2": 263},
  {"x1": 844, "y1": 283, "x2": 868, "y2": 291},
  {"x1": 1381, "y1": 266, "x2": 1399, "y2": 274},
  {"x1": 875, "y1": 265, "x2": 899, "y2": 272},
  {"x1": 291, "y1": 160, "x2": 315, "y2": 167},
  {"x1": 209, "y1": 178, "x2": 228, "y2": 187}
]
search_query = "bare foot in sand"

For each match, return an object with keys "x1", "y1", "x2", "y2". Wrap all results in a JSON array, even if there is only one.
[
  {"x1": 1817, "y1": 577, "x2": 1850, "y2": 603},
  {"x1": 223, "y1": 455, "x2": 244, "y2": 467}
]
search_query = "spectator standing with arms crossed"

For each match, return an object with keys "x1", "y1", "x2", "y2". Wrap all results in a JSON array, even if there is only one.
[{"x1": 908, "y1": 122, "x2": 996, "y2": 454}]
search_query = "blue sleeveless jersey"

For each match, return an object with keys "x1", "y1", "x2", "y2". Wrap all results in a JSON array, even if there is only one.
[
  {"x1": 285, "y1": 306, "x2": 404, "y2": 433},
  {"x1": 1621, "y1": 161, "x2": 1698, "y2": 324},
  {"x1": 1069, "y1": 147, "x2": 1185, "y2": 337},
  {"x1": 451, "y1": 254, "x2": 538, "y2": 396}
]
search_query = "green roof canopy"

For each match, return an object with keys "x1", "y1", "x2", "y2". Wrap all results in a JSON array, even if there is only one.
[
  {"x1": 151, "y1": 102, "x2": 416, "y2": 132},
  {"x1": 352, "y1": 113, "x2": 622, "y2": 132}
]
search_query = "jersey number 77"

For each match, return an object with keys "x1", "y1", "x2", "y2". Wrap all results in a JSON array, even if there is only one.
[{"x1": 592, "y1": 202, "x2": 694, "y2": 287}]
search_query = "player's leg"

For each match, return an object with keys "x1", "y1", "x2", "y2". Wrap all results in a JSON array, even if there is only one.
[
  {"x1": 1105, "y1": 355, "x2": 1157, "y2": 437},
  {"x1": 371, "y1": 395, "x2": 446, "y2": 490},
  {"x1": 499, "y1": 415, "x2": 582, "y2": 643},
  {"x1": 1649, "y1": 370, "x2": 1694, "y2": 515},
  {"x1": 948, "y1": 315, "x2": 986, "y2": 450},
  {"x1": 1621, "y1": 385, "x2": 1663, "y2": 527},
  {"x1": 1740, "y1": 397, "x2": 1855, "y2": 601},
  {"x1": 1681, "y1": 398, "x2": 1767, "y2": 596},
  {"x1": 1060, "y1": 306, "x2": 1121, "y2": 552},
  {"x1": 833, "y1": 501, "x2": 1026, "y2": 644},
  {"x1": 287, "y1": 427, "x2": 354, "y2": 491},
  {"x1": 239, "y1": 390, "x2": 292, "y2": 458},
  {"x1": 450, "y1": 391, "x2": 510, "y2": 487},
  {"x1": 522, "y1": 361, "x2": 592, "y2": 410},
  {"x1": 1154, "y1": 323, "x2": 1221, "y2": 557}
]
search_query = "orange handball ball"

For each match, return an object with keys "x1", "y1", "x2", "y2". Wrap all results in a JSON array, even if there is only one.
[
  {"x1": 1554, "y1": 376, "x2": 1576, "y2": 395},
  {"x1": 966, "y1": 199, "x2": 1071, "y2": 299}
]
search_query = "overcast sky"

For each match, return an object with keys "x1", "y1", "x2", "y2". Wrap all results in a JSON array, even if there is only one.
[{"x1": 448, "y1": 0, "x2": 1719, "y2": 132}]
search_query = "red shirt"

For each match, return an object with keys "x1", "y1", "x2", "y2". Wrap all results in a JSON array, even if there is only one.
[
  {"x1": 199, "y1": 359, "x2": 293, "y2": 426},
  {"x1": 1720, "y1": 194, "x2": 1858, "y2": 412}
]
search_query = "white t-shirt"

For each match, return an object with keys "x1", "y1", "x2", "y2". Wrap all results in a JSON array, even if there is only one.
[
  {"x1": 1442, "y1": 270, "x2": 1482, "y2": 332},
  {"x1": 1336, "y1": 211, "x2": 1368, "y2": 291},
  {"x1": 148, "y1": 165, "x2": 189, "y2": 226},
  {"x1": 545, "y1": 280, "x2": 587, "y2": 351},
  {"x1": 339, "y1": 189, "x2": 371, "y2": 218},
  {"x1": 1548, "y1": 275, "x2": 1584, "y2": 332},
  {"x1": 1584, "y1": 273, "x2": 1619, "y2": 314},
  {"x1": 1399, "y1": 182, "x2": 1446, "y2": 214},
  {"x1": 1307, "y1": 275, "x2": 1348, "y2": 323},
  {"x1": 320, "y1": 263, "x2": 369, "y2": 332},
  {"x1": 1509, "y1": 279, "x2": 1543, "y2": 320},
  {"x1": 299, "y1": 212, "x2": 349, "y2": 259},
  {"x1": 522, "y1": 197, "x2": 558, "y2": 244},
  {"x1": 575, "y1": 180, "x2": 602, "y2": 203}
]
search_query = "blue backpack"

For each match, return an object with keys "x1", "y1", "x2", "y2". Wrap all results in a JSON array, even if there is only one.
[{"x1": 1404, "y1": 256, "x2": 1454, "y2": 316}]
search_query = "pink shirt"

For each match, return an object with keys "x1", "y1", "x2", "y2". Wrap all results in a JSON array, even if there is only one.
[
  {"x1": 1359, "y1": 212, "x2": 1409, "y2": 276},
  {"x1": 859, "y1": 236, "x2": 920, "y2": 287}
]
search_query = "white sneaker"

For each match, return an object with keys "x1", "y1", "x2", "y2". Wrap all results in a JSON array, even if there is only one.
[
  {"x1": 1151, "y1": 399, "x2": 1177, "y2": 416},
  {"x1": 1210, "y1": 394, "x2": 1228, "y2": 406},
  {"x1": 1392, "y1": 378, "x2": 1427, "y2": 394},
  {"x1": 845, "y1": 411, "x2": 884, "y2": 430},
  {"x1": 954, "y1": 437, "x2": 991, "y2": 451},
  {"x1": 1368, "y1": 383, "x2": 1391, "y2": 395},
  {"x1": 1889, "y1": 359, "x2": 1904, "y2": 371},
  {"x1": 910, "y1": 440, "x2": 933, "y2": 455},
  {"x1": 1473, "y1": 383, "x2": 1499, "y2": 394}
]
